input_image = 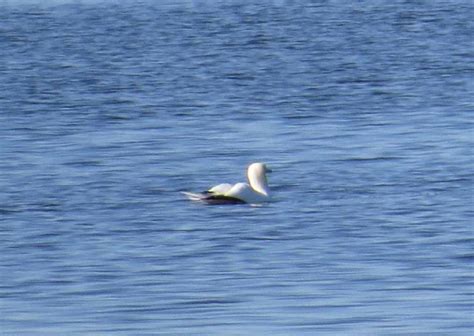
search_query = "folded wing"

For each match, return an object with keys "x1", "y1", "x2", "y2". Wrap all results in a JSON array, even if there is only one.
[
  {"x1": 182, "y1": 183, "x2": 246, "y2": 204},
  {"x1": 208, "y1": 183, "x2": 233, "y2": 195},
  {"x1": 225, "y1": 183, "x2": 267, "y2": 204}
]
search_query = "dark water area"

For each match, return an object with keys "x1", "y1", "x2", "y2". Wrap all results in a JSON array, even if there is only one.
[{"x1": 0, "y1": 0, "x2": 473, "y2": 335}]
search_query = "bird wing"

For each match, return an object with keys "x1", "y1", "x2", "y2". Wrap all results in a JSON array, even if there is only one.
[{"x1": 207, "y1": 183, "x2": 233, "y2": 195}]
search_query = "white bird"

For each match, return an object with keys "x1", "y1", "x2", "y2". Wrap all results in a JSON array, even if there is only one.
[{"x1": 182, "y1": 162, "x2": 272, "y2": 205}]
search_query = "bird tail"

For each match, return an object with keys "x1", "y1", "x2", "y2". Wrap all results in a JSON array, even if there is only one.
[{"x1": 181, "y1": 191, "x2": 208, "y2": 201}]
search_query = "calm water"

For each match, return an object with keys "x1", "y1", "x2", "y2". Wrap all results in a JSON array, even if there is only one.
[{"x1": 1, "y1": 0, "x2": 473, "y2": 335}]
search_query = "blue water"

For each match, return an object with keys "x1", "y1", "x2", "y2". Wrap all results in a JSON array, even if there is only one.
[{"x1": 1, "y1": 1, "x2": 473, "y2": 335}]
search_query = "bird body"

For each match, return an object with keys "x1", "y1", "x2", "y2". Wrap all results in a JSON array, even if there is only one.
[{"x1": 183, "y1": 163, "x2": 272, "y2": 205}]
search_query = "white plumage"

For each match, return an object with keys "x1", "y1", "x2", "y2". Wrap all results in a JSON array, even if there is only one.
[{"x1": 182, "y1": 162, "x2": 272, "y2": 205}]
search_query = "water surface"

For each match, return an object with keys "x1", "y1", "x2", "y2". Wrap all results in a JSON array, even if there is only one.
[{"x1": 0, "y1": 1, "x2": 473, "y2": 335}]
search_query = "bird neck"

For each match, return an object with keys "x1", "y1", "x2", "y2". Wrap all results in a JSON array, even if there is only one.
[{"x1": 248, "y1": 172, "x2": 270, "y2": 196}]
